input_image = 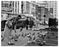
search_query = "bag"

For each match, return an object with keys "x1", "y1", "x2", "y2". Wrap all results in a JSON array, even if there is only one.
[{"x1": 6, "y1": 21, "x2": 12, "y2": 29}]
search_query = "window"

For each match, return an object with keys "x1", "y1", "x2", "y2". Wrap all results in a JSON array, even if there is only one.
[
  {"x1": 1, "y1": 15, "x2": 3, "y2": 17},
  {"x1": 50, "y1": 8, "x2": 53, "y2": 13}
]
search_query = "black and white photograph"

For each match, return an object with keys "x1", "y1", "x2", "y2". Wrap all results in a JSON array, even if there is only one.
[{"x1": 1, "y1": 0, "x2": 58, "y2": 46}]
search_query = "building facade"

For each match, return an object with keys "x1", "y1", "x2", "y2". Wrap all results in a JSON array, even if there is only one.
[
  {"x1": 1, "y1": 1, "x2": 57, "y2": 21},
  {"x1": 1, "y1": 1, "x2": 22, "y2": 20}
]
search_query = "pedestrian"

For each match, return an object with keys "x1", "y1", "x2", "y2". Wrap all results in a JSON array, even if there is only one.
[
  {"x1": 27, "y1": 33, "x2": 32, "y2": 43},
  {"x1": 12, "y1": 18, "x2": 16, "y2": 33},
  {"x1": 29, "y1": 21, "x2": 33, "y2": 30},
  {"x1": 3, "y1": 19, "x2": 14, "y2": 44},
  {"x1": 25, "y1": 17, "x2": 29, "y2": 30},
  {"x1": 32, "y1": 33, "x2": 36, "y2": 43}
]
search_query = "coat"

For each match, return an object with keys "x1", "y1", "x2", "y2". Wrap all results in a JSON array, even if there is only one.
[{"x1": 3, "y1": 21, "x2": 13, "y2": 41}]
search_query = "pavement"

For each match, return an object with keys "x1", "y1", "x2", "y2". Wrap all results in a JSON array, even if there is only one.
[{"x1": 1, "y1": 25, "x2": 58, "y2": 46}]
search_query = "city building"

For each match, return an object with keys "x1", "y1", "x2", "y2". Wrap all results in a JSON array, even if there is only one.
[
  {"x1": 1, "y1": 1, "x2": 57, "y2": 21},
  {"x1": 1, "y1": 1, "x2": 22, "y2": 20},
  {"x1": 13, "y1": 1, "x2": 21, "y2": 14},
  {"x1": 1, "y1": 1, "x2": 13, "y2": 20},
  {"x1": 46, "y1": 1, "x2": 57, "y2": 18}
]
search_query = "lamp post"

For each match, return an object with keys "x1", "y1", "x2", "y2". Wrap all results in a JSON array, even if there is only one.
[{"x1": 21, "y1": 1, "x2": 23, "y2": 14}]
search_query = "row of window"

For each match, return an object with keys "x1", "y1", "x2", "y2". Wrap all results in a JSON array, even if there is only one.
[{"x1": 1, "y1": 1, "x2": 14, "y2": 8}]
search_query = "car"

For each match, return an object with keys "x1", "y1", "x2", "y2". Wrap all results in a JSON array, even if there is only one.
[
  {"x1": 1, "y1": 20, "x2": 7, "y2": 31},
  {"x1": 16, "y1": 18, "x2": 27, "y2": 29},
  {"x1": 1, "y1": 13, "x2": 35, "y2": 31}
]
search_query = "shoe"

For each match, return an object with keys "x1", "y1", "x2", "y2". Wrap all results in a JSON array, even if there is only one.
[
  {"x1": 14, "y1": 39, "x2": 18, "y2": 41},
  {"x1": 8, "y1": 42, "x2": 15, "y2": 45}
]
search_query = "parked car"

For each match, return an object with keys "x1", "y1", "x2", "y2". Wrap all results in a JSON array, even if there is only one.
[
  {"x1": 1, "y1": 20, "x2": 7, "y2": 31},
  {"x1": 1, "y1": 13, "x2": 35, "y2": 31}
]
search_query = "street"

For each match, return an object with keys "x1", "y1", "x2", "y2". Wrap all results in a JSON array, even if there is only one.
[{"x1": 1, "y1": 25, "x2": 58, "y2": 46}]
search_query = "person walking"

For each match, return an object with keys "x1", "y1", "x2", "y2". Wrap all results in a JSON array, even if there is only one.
[
  {"x1": 3, "y1": 19, "x2": 14, "y2": 45},
  {"x1": 25, "y1": 17, "x2": 29, "y2": 30}
]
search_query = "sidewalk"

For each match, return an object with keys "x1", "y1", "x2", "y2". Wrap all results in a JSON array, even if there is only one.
[{"x1": 32, "y1": 24, "x2": 49, "y2": 30}]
